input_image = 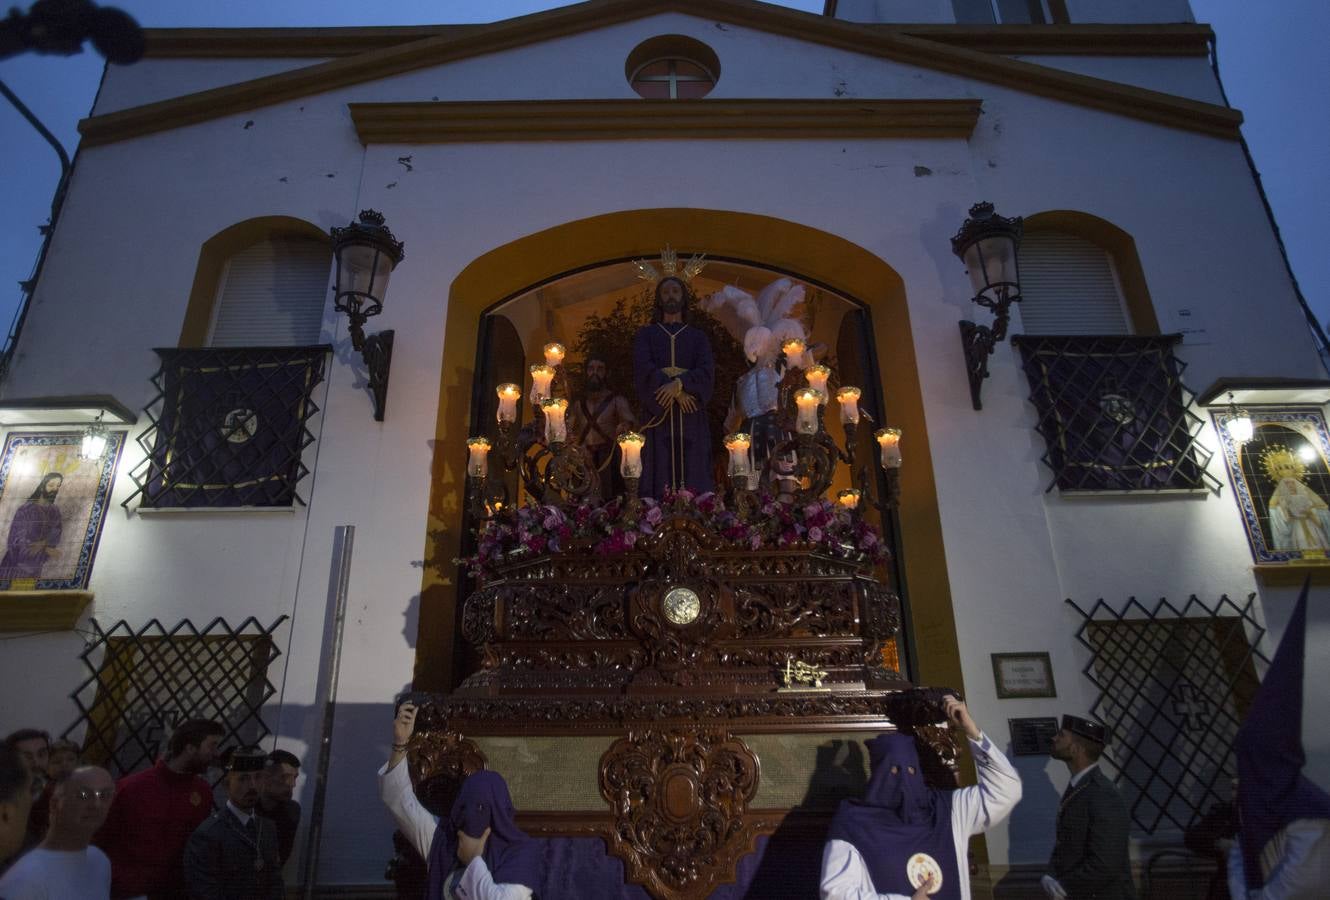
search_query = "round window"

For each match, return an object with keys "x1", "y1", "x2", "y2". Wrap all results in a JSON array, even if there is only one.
[{"x1": 626, "y1": 35, "x2": 720, "y2": 100}]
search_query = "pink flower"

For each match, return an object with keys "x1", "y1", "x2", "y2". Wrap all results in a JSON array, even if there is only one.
[
  {"x1": 749, "y1": 534, "x2": 762, "y2": 550},
  {"x1": 625, "y1": 531, "x2": 638, "y2": 547},
  {"x1": 808, "y1": 526, "x2": 823, "y2": 542},
  {"x1": 861, "y1": 532, "x2": 878, "y2": 548},
  {"x1": 646, "y1": 506, "x2": 663, "y2": 525}
]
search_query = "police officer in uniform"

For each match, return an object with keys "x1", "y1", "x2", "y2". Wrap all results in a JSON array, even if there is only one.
[
  {"x1": 1042, "y1": 715, "x2": 1136, "y2": 900},
  {"x1": 184, "y1": 747, "x2": 283, "y2": 899}
]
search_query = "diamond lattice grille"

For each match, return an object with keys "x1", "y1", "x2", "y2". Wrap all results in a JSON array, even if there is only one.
[
  {"x1": 65, "y1": 616, "x2": 287, "y2": 778},
  {"x1": 1068, "y1": 594, "x2": 1266, "y2": 832},
  {"x1": 1013, "y1": 335, "x2": 1219, "y2": 492}
]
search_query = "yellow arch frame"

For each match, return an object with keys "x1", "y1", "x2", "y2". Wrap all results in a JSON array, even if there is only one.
[{"x1": 415, "y1": 208, "x2": 965, "y2": 703}]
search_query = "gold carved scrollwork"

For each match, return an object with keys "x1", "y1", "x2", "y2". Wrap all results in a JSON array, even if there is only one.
[{"x1": 598, "y1": 729, "x2": 761, "y2": 900}]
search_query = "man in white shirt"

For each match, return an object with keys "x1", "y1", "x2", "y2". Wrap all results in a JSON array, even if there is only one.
[
  {"x1": 379, "y1": 701, "x2": 540, "y2": 900},
  {"x1": 820, "y1": 695, "x2": 1023, "y2": 900},
  {"x1": 0, "y1": 766, "x2": 114, "y2": 899}
]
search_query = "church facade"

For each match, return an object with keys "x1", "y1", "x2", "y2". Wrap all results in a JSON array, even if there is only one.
[{"x1": 2, "y1": 0, "x2": 1327, "y2": 894}]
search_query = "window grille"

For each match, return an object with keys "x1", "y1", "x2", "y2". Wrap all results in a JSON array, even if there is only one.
[
  {"x1": 65, "y1": 616, "x2": 288, "y2": 778},
  {"x1": 124, "y1": 345, "x2": 329, "y2": 508},
  {"x1": 208, "y1": 238, "x2": 330, "y2": 347},
  {"x1": 1017, "y1": 232, "x2": 1130, "y2": 336},
  {"x1": 1012, "y1": 334, "x2": 1220, "y2": 492},
  {"x1": 1067, "y1": 594, "x2": 1267, "y2": 833}
]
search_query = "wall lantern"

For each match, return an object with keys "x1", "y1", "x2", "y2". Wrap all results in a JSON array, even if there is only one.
[
  {"x1": 80, "y1": 411, "x2": 109, "y2": 461},
  {"x1": 331, "y1": 209, "x2": 405, "y2": 421},
  {"x1": 1224, "y1": 392, "x2": 1254, "y2": 444},
  {"x1": 950, "y1": 201, "x2": 1023, "y2": 411}
]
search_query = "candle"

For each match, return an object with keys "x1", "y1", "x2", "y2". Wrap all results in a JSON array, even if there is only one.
[
  {"x1": 542, "y1": 398, "x2": 568, "y2": 444},
  {"x1": 836, "y1": 386, "x2": 861, "y2": 424},
  {"x1": 781, "y1": 338, "x2": 806, "y2": 363},
  {"x1": 795, "y1": 388, "x2": 824, "y2": 434},
  {"x1": 836, "y1": 488, "x2": 861, "y2": 510},
  {"x1": 618, "y1": 431, "x2": 645, "y2": 478},
  {"x1": 466, "y1": 436, "x2": 491, "y2": 478},
  {"x1": 805, "y1": 365, "x2": 831, "y2": 398},
  {"x1": 724, "y1": 432, "x2": 753, "y2": 476},
  {"x1": 530, "y1": 364, "x2": 555, "y2": 404},
  {"x1": 875, "y1": 427, "x2": 902, "y2": 469},
  {"x1": 543, "y1": 342, "x2": 566, "y2": 367},
  {"x1": 495, "y1": 383, "x2": 521, "y2": 424}
]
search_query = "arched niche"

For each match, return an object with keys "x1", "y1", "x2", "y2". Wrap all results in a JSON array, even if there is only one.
[{"x1": 416, "y1": 208, "x2": 964, "y2": 704}]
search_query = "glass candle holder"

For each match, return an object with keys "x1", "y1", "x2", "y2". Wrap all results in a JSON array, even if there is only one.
[
  {"x1": 466, "y1": 436, "x2": 491, "y2": 478},
  {"x1": 836, "y1": 386, "x2": 861, "y2": 424},
  {"x1": 529, "y1": 365, "x2": 555, "y2": 405},
  {"x1": 618, "y1": 431, "x2": 645, "y2": 478},
  {"x1": 724, "y1": 432, "x2": 753, "y2": 476},
  {"x1": 495, "y1": 383, "x2": 521, "y2": 424},
  {"x1": 542, "y1": 342, "x2": 565, "y2": 368},
  {"x1": 795, "y1": 388, "x2": 824, "y2": 434},
  {"x1": 805, "y1": 365, "x2": 831, "y2": 398},
  {"x1": 541, "y1": 398, "x2": 568, "y2": 444},
  {"x1": 875, "y1": 427, "x2": 902, "y2": 469}
]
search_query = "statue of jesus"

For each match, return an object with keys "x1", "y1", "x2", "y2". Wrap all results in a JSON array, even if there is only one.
[{"x1": 632, "y1": 276, "x2": 715, "y2": 498}]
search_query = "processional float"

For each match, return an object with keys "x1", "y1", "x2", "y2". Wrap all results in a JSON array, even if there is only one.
[{"x1": 397, "y1": 264, "x2": 961, "y2": 900}]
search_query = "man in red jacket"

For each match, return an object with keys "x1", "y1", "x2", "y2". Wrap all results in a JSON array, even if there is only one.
[{"x1": 95, "y1": 719, "x2": 224, "y2": 899}]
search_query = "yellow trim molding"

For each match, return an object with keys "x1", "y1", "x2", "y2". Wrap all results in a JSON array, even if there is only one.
[
  {"x1": 78, "y1": 0, "x2": 1240, "y2": 147},
  {"x1": 419, "y1": 208, "x2": 966, "y2": 708},
  {"x1": 349, "y1": 98, "x2": 981, "y2": 144},
  {"x1": 140, "y1": 22, "x2": 1213, "y2": 60},
  {"x1": 0, "y1": 590, "x2": 93, "y2": 632},
  {"x1": 1254, "y1": 564, "x2": 1330, "y2": 587}
]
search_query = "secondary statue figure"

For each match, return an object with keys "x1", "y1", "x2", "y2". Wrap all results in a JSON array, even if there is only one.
[{"x1": 632, "y1": 253, "x2": 715, "y2": 499}]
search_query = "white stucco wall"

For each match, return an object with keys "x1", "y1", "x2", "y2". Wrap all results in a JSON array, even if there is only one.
[
  {"x1": 91, "y1": 58, "x2": 332, "y2": 115},
  {"x1": 1, "y1": 8, "x2": 1322, "y2": 883}
]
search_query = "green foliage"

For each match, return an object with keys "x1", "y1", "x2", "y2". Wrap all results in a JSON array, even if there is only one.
[{"x1": 573, "y1": 286, "x2": 747, "y2": 454}]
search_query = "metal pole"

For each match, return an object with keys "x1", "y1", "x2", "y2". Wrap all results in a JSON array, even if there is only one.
[{"x1": 300, "y1": 525, "x2": 355, "y2": 899}]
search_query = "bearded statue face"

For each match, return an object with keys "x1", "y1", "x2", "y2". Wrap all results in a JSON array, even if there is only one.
[{"x1": 655, "y1": 277, "x2": 688, "y2": 319}]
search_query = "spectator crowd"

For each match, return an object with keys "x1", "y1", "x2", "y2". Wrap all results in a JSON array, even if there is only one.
[{"x1": 0, "y1": 721, "x2": 301, "y2": 899}]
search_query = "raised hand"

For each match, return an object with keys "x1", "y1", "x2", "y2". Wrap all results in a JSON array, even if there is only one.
[
  {"x1": 912, "y1": 873, "x2": 935, "y2": 900},
  {"x1": 393, "y1": 702, "x2": 417, "y2": 747},
  {"x1": 943, "y1": 694, "x2": 981, "y2": 740}
]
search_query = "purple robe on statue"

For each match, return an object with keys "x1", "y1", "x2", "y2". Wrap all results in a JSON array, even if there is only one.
[
  {"x1": 0, "y1": 500, "x2": 62, "y2": 581},
  {"x1": 632, "y1": 322, "x2": 714, "y2": 498}
]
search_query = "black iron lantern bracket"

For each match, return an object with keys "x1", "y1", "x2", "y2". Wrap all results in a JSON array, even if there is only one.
[
  {"x1": 950, "y1": 202, "x2": 1023, "y2": 411},
  {"x1": 331, "y1": 210, "x2": 405, "y2": 421}
]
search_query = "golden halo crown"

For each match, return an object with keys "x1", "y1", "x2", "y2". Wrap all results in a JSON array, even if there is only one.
[
  {"x1": 1260, "y1": 445, "x2": 1307, "y2": 483},
  {"x1": 632, "y1": 244, "x2": 707, "y2": 286}
]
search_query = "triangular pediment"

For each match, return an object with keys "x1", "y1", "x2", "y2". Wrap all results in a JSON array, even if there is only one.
[{"x1": 79, "y1": 0, "x2": 1239, "y2": 146}]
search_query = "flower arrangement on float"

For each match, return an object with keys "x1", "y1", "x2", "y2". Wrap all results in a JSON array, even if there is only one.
[{"x1": 459, "y1": 488, "x2": 887, "y2": 582}]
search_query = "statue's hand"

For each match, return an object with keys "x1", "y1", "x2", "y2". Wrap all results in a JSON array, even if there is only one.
[
  {"x1": 677, "y1": 393, "x2": 699, "y2": 414},
  {"x1": 654, "y1": 379, "x2": 682, "y2": 408}
]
